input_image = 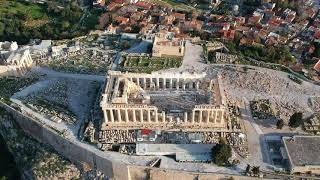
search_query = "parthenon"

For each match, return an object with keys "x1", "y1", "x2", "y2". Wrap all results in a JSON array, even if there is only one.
[{"x1": 100, "y1": 70, "x2": 228, "y2": 131}]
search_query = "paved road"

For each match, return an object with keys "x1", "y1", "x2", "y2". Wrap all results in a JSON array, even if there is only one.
[
  {"x1": 239, "y1": 98, "x2": 272, "y2": 170},
  {"x1": 180, "y1": 41, "x2": 208, "y2": 72}
]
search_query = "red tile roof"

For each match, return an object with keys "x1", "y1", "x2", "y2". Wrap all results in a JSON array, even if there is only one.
[
  {"x1": 135, "y1": 2, "x2": 152, "y2": 9},
  {"x1": 314, "y1": 59, "x2": 320, "y2": 72},
  {"x1": 314, "y1": 31, "x2": 320, "y2": 39}
]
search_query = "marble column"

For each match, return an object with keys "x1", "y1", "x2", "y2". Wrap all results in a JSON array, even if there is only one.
[
  {"x1": 192, "y1": 110, "x2": 195, "y2": 124},
  {"x1": 140, "y1": 109, "x2": 144, "y2": 122},
  {"x1": 184, "y1": 112, "x2": 188, "y2": 123},
  {"x1": 170, "y1": 78, "x2": 173, "y2": 89},
  {"x1": 156, "y1": 78, "x2": 160, "y2": 89},
  {"x1": 162, "y1": 111, "x2": 166, "y2": 122},
  {"x1": 147, "y1": 109, "x2": 151, "y2": 122},
  {"x1": 209, "y1": 79, "x2": 213, "y2": 90},
  {"x1": 182, "y1": 82, "x2": 186, "y2": 90},
  {"x1": 143, "y1": 78, "x2": 147, "y2": 89},
  {"x1": 220, "y1": 111, "x2": 224, "y2": 124},
  {"x1": 176, "y1": 79, "x2": 180, "y2": 90},
  {"x1": 117, "y1": 109, "x2": 122, "y2": 122},
  {"x1": 103, "y1": 110, "x2": 108, "y2": 123},
  {"x1": 137, "y1": 78, "x2": 140, "y2": 87},
  {"x1": 110, "y1": 109, "x2": 114, "y2": 122},
  {"x1": 198, "y1": 110, "x2": 203, "y2": 123},
  {"x1": 206, "y1": 110, "x2": 210, "y2": 123},
  {"x1": 196, "y1": 81, "x2": 200, "y2": 90},
  {"x1": 169, "y1": 116, "x2": 173, "y2": 122},
  {"x1": 132, "y1": 109, "x2": 136, "y2": 122},
  {"x1": 125, "y1": 109, "x2": 129, "y2": 122}
]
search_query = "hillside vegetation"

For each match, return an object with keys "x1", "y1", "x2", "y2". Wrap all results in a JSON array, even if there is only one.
[{"x1": 0, "y1": 0, "x2": 100, "y2": 44}]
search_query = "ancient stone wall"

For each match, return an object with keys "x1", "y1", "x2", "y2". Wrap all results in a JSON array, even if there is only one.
[
  {"x1": 0, "y1": 101, "x2": 267, "y2": 180},
  {"x1": 0, "y1": 102, "x2": 129, "y2": 180}
]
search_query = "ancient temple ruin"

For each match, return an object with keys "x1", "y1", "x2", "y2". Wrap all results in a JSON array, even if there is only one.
[{"x1": 100, "y1": 70, "x2": 228, "y2": 131}]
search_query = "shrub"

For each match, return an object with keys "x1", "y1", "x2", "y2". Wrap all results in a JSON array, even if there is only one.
[
  {"x1": 276, "y1": 119, "x2": 284, "y2": 129},
  {"x1": 288, "y1": 112, "x2": 303, "y2": 128}
]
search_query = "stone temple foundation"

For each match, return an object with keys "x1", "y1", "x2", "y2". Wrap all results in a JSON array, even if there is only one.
[{"x1": 100, "y1": 70, "x2": 228, "y2": 131}]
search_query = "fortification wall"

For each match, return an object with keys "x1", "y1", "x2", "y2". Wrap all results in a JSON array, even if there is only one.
[
  {"x1": 0, "y1": 102, "x2": 265, "y2": 180},
  {"x1": 0, "y1": 102, "x2": 129, "y2": 180}
]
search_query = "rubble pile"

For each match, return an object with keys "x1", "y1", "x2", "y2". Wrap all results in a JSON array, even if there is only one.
[
  {"x1": 99, "y1": 129, "x2": 136, "y2": 144},
  {"x1": 218, "y1": 66, "x2": 320, "y2": 122},
  {"x1": 226, "y1": 132, "x2": 246, "y2": 146},
  {"x1": 83, "y1": 122, "x2": 96, "y2": 143},
  {"x1": 27, "y1": 102, "x2": 77, "y2": 124},
  {"x1": 82, "y1": 169, "x2": 108, "y2": 179},
  {"x1": 226, "y1": 132, "x2": 248, "y2": 158},
  {"x1": 309, "y1": 97, "x2": 320, "y2": 113},
  {"x1": 119, "y1": 144, "x2": 136, "y2": 155},
  {"x1": 227, "y1": 105, "x2": 242, "y2": 131},
  {"x1": 202, "y1": 132, "x2": 220, "y2": 144},
  {"x1": 250, "y1": 99, "x2": 275, "y2": 119},
  {"x1": 304, "y1": 114, "x2": 320, "y2": 134},
  {"x1": 273, "y1": 101, "x2": 304, "y2": 121},
  {"x1": 47, "y1": 49, "x2": 115, "y2": 74},
  {"x1": 20, "y1": 80, "x2": 78, "y2": 124}
]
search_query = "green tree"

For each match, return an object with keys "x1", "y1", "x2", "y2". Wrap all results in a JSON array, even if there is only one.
[
  {"x1": 252, "y1": 166, "x2": 260, "y2": 175},
  {"x1": 288, "y1": 112, "x2": 303, "y2": 128},
  {"x1": 211, "y1": 139, "x2": 232, "y2": 166},
  {"x1": 245, "y1": 164, "x2": 251, "y2": 174},
  {"x1": 276, "y1": 119, "x2": 284, "y2": 129},
  {"x1": 0, "y1": 22, "x2": 5, "y2": 36}
]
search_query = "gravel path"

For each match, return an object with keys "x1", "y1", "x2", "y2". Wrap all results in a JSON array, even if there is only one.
[{"x1": 31, "y1": 67, "x2": 106, "y2": 81}]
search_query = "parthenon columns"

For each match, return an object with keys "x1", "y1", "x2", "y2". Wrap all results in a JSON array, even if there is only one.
[
  {"x1": 147, "y1": 109, "x2": 151, "y2": 122},
  {"x1": 140, "y1": 109, "x2": 143, "y2": 122},
  {"x1": 176, "y1": 79, "x2": 180, "y2": 90},
  {"x1": 132, "y1": 109, "x2": 136, "y2": 122},
  {"x1": 170, "y1": 78, "x2": 173, "y2": 89},
  {"x1": 162, "y1": 111, "x2": 166, "y2": 122},
  {"x1": 192, "y1": 110, "x2": 195, "y2": 123},
  {"x1": 117, "y1": 109, "x2": 122, "y2": 122},
  {"x1": 125, "y1": 109, "x2": 129, "y2": 122},
  {"x1": 184, "y1": 112, "x2": 188, "y2": 122},
  {"x1": 143, "y1": 78, "x2": 147, "y2": 89},
  {"x1": 198, "y1": 110, "x2": 203, "y2": 122},
  {"x1": 156, "y1": 78, "x2": 160, "y2": 89},
  {"x1": 110, "y1": 109, "x2": 114, "y2": 122},
  {"x1": 196, "y1": 81, "x2": 200, "y2": 90},
  {"x1": 103, "y1": 110, "x2": 108, "y2": 123}
]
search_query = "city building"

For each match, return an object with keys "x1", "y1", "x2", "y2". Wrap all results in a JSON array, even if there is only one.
[
  {"x1": 136, "y1": 143, "x2": 215, "y2": 162},
  {"x1": 282, "y1": 136, "x2": 320, "y2": 175},
  {"x1": 152, "y1": 32, "x2": 185, "y2": 57}
]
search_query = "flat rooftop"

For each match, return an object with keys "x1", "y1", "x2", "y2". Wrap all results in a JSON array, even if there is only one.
[
  {"x1": 136, "y1": 143, "x2": 215, "y2": 162},
  {"x1": 283, "y1": 136, "x2": 320, "y2": 166}
]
